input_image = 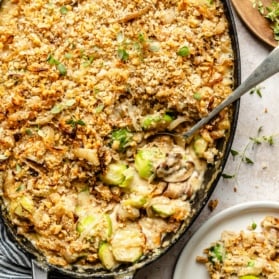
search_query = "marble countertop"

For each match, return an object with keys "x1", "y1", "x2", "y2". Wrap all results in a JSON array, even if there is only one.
[{"x1": 135, "y1": 4, "x2": 279, "y2": 279}]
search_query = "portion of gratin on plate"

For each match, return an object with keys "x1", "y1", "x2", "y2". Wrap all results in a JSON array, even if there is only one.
[
  {"x1": 0, "y1": 0, "x2": 235, "y2": 271},
  {"x1": 196, "y1": 216, "x2": 279, "y2": 279}
]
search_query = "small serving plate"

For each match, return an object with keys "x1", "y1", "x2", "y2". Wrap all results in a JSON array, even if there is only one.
[{"x1": 173, "y1": 201, "x2": 279, "y2": 278}]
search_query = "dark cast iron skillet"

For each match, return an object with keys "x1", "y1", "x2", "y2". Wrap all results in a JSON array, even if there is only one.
[{"x1": 0, "y1": 0, "x2": 241, "y2": 278}]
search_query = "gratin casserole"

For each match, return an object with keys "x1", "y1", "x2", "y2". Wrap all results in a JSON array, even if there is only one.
[{"x1": 0, "y1": 0, "x2": 234, "y2": 270}]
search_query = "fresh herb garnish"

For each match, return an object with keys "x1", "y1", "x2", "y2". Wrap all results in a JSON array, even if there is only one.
[
  {"x1": 117, "y1": 48, "x2": 129, "y2": 62},
  {"x1": 60, "y1": 6, "x2": 68, "y2": 15},
  {"x1": 251, "y1": 222, "x2": 257, "y2": 230},
  {"x1": 66, "y1": 118, "x2": 86, "y2": 128},
  {"x1": 177, "y1": 46, "x2": 190, "y2": 57},
  {"x1": 57, "y1": 63, "x2": 67, "y2": 76},
  {"x1": 250, "y1": 86, "x2": 263, "y2": 97},
  {"x1": 209, "y1": 243, "x2": 225, "y2": 264},
  {"x1": 47, "y1": 54, "x2": 67, "y2": 76},
  {"x1": 222, "y1": 127, "x2": 276, "y2": 182}
]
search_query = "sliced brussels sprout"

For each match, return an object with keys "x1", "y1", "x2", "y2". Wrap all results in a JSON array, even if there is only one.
[
  {"x1": 98, "y1": 242, "x2": 118, "y2": 270},
  {"x1": 19, "y1": 196, "x2": 34, "y2": 213},
  {"x1": 111, "y1": 224, "x2": 144, "y2": 263},
  {"x1": 141, "y1": 113, "x2": 173, "y2": 130},
  {"x1": 11, "y1": 196, "x2": 34, "y2": 218},
  {"x1": 119, "y1": 167, "x2": 134, "y2": 188},
  {"x1": 135, "y1": 147, "x2": 164, "y2": 180},
  {"x1": 122, "y1": 194, "x2": 147, "y2": 208},
  {"x1": 147, "y1": 196, "x2": 190, "y2": 220},
  {"x1": 193, "y1": 136, "x2": 208, "y2": 157},
  {"x1": 151, "y1": 204, "x2": 175, "y2": 218},
  {"x1": 100, "y1": 162, "x2": 127, "y2": 186},
  {"x1": 104, "y1": 214, "x2": 113, "y2": 238},
  {"x1": 239, "y1": 276, "x2": 260, "y2": 279},
  {"x1": 111, "y1": 128, "x2": 133, "y2": 151},
  {"x1": 76, "y1": 215, "x2": 95, "y2": 234},
  {"x1": 77, "y1": 214, "x2": 112, "y2": 240}
]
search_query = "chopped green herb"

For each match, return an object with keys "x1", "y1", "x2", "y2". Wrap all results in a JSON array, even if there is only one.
[
  {"x1": 250, "y1": 86, "x2": 263, "y2": 97},
  {"x1": 193, "y1": 92, "x2": 202, "y2": 100},
  {"x1": 47, "y1": 54, "x2": 67, "y2": 76},
  {"x1": 82, "y1": 55, "x2": 94, "y2": 67},
  {"x1": 51, "y1": 99, "x2": 76, "y2": 114},
  {"x1": 16, "y1": 184, "x2": 25, "y2": 192},
  {"x1": 251, "y1": 222, "x2": 257, "y2": 230},
  {"x1": 247, "y1": 260, "x2": 255, "y2": 267},
  {"x1": 111, "y1": 128, "x2": 133, "y2": 151},
  {"x1": 209, "y1": 243, "x2": 225, "y2": 264},
  {"x1": 16, "y1": 164, "x2": 22, "y2": 172},
  {"x1": 65, "y1": 53, "x2": 73, "y2": 59},
  {"x1": 177, "y1": 46, "x2": 190, "y2": 57},
  {"x1": 230, "y1": 149, "x2": 239, "y2": 158},
  {"x1": 117, "y1": 48, "x2": 129, "y2": 62},
  {"x1": 47, "y1": 54, "x2": 59, "y2": 65},
  {"x1": 263, "y1": 135, "x2": 274, "y2": 145},
  {"x1": 95, "y1": 104, "x2": 104, "y2": 113},
  {"x1": 66, "y1": 118, "x2": 86, "y2": 128},
  {"x1": 243, "y1": 156, "x2": 254, "y2": 165},
  {"x1": 57, "y1": 63, "x2": 67, "y2": 76},
  {"x1": 138, "y1": 33, "x2": 145, "y2": 43},
  {"x1": 60, "y1": 6, "x2": 68, "y2": 14},
  {"x1": 221, "y1": 173, "x2": 235, "y2": 179},
  {"x1": 94, "y1": 87, "x2": 100, "y2": 94},
  {"x1": 25, "y1": 129, "x2": 33, "y2": 135}
]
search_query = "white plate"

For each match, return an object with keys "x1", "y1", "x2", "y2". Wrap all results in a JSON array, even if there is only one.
[{"x1": 173, "y1": 201, "x2": 279, "y2": 279}]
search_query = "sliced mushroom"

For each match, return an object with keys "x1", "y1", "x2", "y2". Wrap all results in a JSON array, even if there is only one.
[
  {"x1": 164, "y1": 181, "x2": 193, "y2": 200},
  {"x1": 23, "y1": 158, "x2": 46, "y2": 175},
  {"x1": 156, "y1": 154, "x2": 195, "y2": 183}
]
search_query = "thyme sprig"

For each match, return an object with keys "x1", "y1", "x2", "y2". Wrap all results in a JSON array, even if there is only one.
[{"x1": 222, "y1": 126, "x2": 276, "y2": 181}]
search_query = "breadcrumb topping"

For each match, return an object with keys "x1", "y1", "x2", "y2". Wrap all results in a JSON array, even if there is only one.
[{"x1": 0, "y1": 0, "x2": 234, "y2": 271}]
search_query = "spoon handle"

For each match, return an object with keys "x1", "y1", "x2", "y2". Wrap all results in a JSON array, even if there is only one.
[{"x1": 183, "y1": 46, "x2": 279, "y2": 138}]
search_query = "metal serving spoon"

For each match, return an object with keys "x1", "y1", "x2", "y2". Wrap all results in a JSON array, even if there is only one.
[{"x1": 182, "y1": 46, "x2": 279, "y2": 138}]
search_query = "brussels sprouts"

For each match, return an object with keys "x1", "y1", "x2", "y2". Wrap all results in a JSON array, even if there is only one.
[
  {"x1": 100, "y1": 163, "x2": 128, "y2": 186},
  {"x1": 76, "y1": 215, "x2": 95, "y2": 234},
  {"x1": 134, "y1": 147, "x2": 164, "y2": 180},
  {"x1": 77, "y1": 214, "x2": 112, "y2": 240},
  {"x1": 100, "y1": 162, "x2": 134, "y2": 187},
  {"x1": 98, "y1": 242, "x2": 118, "y2": 270},
  {"x1": 141, "y1": 113, "x2": 173, "y2": 130},
  {"x1": 123, "y1": 195, "x2": 147, "y2": 208},
  {"x1": 111, "y1": 224, "x2": 144, "y2": 262},
  {"x1": 151, "y1": 204, "x2": 175, "y2": 218},
  {"x1": 193, "y1": 136, "x2": 208, "y2": 157},
  {"x1": 239, "y1": 276, "x2": 260, "y2": 279}
]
